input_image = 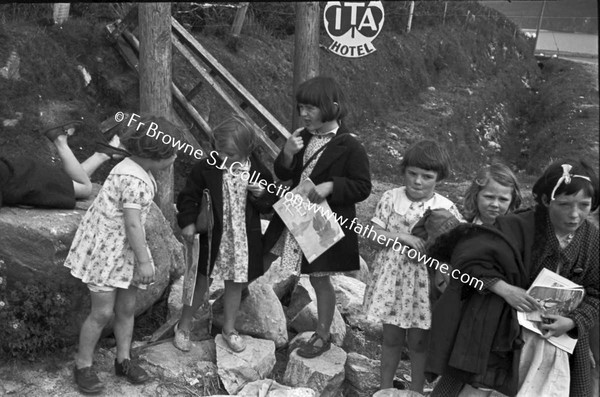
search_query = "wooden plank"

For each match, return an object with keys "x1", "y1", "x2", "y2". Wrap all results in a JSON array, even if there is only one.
[
  {"x1": 185, "y1": 81, "x2": 204, "y2": 101},
  {"x1": 171, "y1": 17, "x2": 290, "y2": 141},
  {"x1": 171, "y1": 33, "x2": 279, "y2": 159},
  {"x1": 119, "y1": 30, "x2": 210, "y2": 156}
]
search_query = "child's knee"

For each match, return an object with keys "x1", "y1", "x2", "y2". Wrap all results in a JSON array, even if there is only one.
[{"x1": 90, "y1": 307, "x2": 114, "y2": 325}]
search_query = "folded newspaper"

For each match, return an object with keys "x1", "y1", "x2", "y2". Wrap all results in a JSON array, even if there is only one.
[
  {"x1": 273, "y1": 179, "x2": 345, "y2": 263},
  {"x1": 517, "y1": 268, "x2": 585, "y2": 353}
]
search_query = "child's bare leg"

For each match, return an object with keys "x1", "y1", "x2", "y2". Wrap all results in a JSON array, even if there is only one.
[
  {"x1": 407, "y1": 328, "x2": 429, "y2": 393},
  {"x1": 113, "y1": 286, "x2": 138, "y2": 362},
  {"x1": 81, "y1": 136, "x2": 123, "y2": 177},
  {"x1": 310, "y1": 275, "x2": 335, "y2": 339},
  {"x1": 381, "y1": 324, "x2": 406, "y2": 389},
  {"x1": 76, "y1": 290, "x2": 116, "y2": 369},
  {"x1": 52, "y1": 135, "x2": 93, "y2": 199},
  {"x1": 178, "y1": 273, "x2": 210, "y2": 331},
  {"x1": 222, "y1": 281, "x2": 245, "y2": 334}
]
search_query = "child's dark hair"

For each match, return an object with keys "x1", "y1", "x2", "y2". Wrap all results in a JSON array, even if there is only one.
[
  {"x1": 118, "y1": 114, "x2": 180, "y2": 160},
  {"x1": 295, "y1": 76, "x2": 347, "y2": 122},
  {"x1": 463, "y1": 163, "x2": 522, "y2": 222},
  {"x1": 400, "y1": 140, "x2": 451, "y2": 181},
  {"x1": 210, "y1": 114, "x2": 257, "y2": 159},
  {"x1": 532, "y1": 158, "x2": 599, "y2": 210}
]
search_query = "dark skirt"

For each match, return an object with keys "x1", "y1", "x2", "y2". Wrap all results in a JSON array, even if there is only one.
[{"x1": 0, "y1": 156, "x2": 76, "y2": 209}]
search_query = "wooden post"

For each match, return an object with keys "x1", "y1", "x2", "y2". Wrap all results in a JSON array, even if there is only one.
[
  {"x1": 442, "y1": 1, "x2": 448, "y2": 26},
  {"x1": 406, "y1": 1, "x2": 415, "y2": 33},
  {"x1": 139, "y1": 3, "x2": 176, "y2": 226},
  {"x1": 231, "y1": 2, "x2": 249, "y2": 38},
  {"x1": 292, "y1": 2, "x2": 320, "y2": 130}
]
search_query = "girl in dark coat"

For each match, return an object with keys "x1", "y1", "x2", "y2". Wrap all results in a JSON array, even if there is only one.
[
  {"x1": 428, "y1": 158, "x2": 599, "y2": 397},
  {"x1": 263, "y1": 76, "x2": 372, "y2": 358},
  {"x1": 174, "y1": 115, "x2": 276, "y2": 353}
]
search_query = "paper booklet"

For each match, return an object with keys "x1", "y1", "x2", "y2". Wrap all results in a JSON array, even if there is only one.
[
  {"x1": 517, "y1": 268, "x2": 585, "y2": 353},
  {"x1": 273, "y1": 178, "x2": 345, "y2": 263}
]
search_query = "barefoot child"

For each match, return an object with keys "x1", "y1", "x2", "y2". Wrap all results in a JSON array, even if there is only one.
[
  {"x1": 362, "y1": 140, "x2": 463, "y2": 393},
  {"x1": 174, "y1": 114, "x2": 275, "y2": 353},
  {"x1": 64, "y1": 115, "x2": 179, "y2": 394}
]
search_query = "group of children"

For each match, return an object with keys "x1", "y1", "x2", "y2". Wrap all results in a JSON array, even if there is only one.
[{"x1": 5, "y1": 76, "x2": 596, "y2": 396}]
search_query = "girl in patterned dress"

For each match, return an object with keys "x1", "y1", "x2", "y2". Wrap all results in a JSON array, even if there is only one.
[
  {"x1": 362, "y1": 140, "x2": 463, "y2": 393},
  {"x1": 64, "y1": 115, "x2": 179, "y2": 394},
  {"x1": 174, "y1": 115, "x2": 276, "y2": 353},
  {"x1": 263, "y1": 76, "x2": 372, "y2": 358}
]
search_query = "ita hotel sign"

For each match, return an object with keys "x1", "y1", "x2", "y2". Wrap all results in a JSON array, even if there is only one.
[{"x1": 324, "y1": 1, "x2": 385, "y2": 58}]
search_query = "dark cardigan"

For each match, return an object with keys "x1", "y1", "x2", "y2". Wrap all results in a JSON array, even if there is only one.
[
  {"x1": 427, "y1": 208, "x2": 599, "y2": 397},
  {"x1": 0, "y1": 156, "x2": 75, "y2": 209},
  {"x1": 262, "y1": 124, "x2": 371, "y2": 274},
  {"x1": 176, "y1": 153, "x2": 276, "y2": 282}
]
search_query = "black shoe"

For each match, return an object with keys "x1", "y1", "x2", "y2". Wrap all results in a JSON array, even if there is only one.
[
  {"x1": 95, "y1": 141, "x2": 131, "y2": 159},
  {"x1": 114, "y1": 358, "x2": 150, "y2": 384},
  {"x1": 297, "y1": 332, "x2": 331, "y2": 358},
  {"x1": 74, "y1": 366, "x2": 105, "y2": 394}
]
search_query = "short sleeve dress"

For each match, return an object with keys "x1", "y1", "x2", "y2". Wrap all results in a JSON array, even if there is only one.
[
  {"x1": 64, "y1": 158, "x2": 156, "y2": 290},
  {"x1": 362, "y1": 187, "x2": 463, "y2": 329}
]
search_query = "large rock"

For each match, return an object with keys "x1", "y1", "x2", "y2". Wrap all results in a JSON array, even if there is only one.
[
  {"x1": 373, "y1": 390, "x2": 423, "y2": 397},
  {"x1": 212, "y1": 281, "x2": 288, "y2": 348},
  {"x1": 255, "y1": 256, "x2": 299, "y2": 299},
  {"x1": 330, "y1": 275, "x2": 381, "y2": 336},
  {"x1": 284, "y1": 332, "x2": 347, "y2": 397},
  {"x1": 343, "y1": 352, "x2": 380, "y2": 397},
  {"x1": 216, "y1": 334, "x2": 276, "y2": 395},
  {"x1": 237, "y1": 379, "x2": 316, "y2": 397},
  {"x1": 0, "y1": 184, "x2": 185, "y2": 341},
  {"x1": 288, "y1": 277, "x2": 346, "y2": 345}
]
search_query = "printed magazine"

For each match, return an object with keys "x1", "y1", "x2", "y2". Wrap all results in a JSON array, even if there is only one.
[
  {"x1": 517, "y1": 268, "x2": 584, "y2": 353},
  {"x1": 273, "y1": 179, "x2": 345, "y2": 263}
]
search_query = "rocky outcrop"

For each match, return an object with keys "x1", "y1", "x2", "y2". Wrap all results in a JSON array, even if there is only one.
[
  {"x1": 284, "y1": 332, "x2": 347, "y2": 397},
  {"x1": 236, "y1": 379, "x2": 317, "y2": 397},
  {"x1": 0, "y1": 184, "x2": 185, "y2": 341},
  {"x1": 215, "y1": 334, "x2": 276, "y2": 395},
  {"x1": 343, "y1": 352, "x2": 380, "y2": 397}
]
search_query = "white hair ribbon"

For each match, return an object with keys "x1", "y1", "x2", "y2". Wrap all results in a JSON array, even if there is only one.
[{"x1": 550, "y1": 164, "x2": 592, "y2": 200}]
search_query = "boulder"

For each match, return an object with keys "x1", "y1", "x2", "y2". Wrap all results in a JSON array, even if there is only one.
[
  {"x1": 237, "y1": 379, "x2": 316, "y2": 397},
  {"x1": 216, "y1": 334, "x2": 276, "y2": 395},
  {"x1": 0, "y1": 184, "x2": 185, "y2": 341},
  {"x1": 331, "y1": 275, "x2": 365, "y2": 317},
  {"x1": 212, "y1": 281, "x2": 288, "y2": 348},
  {"x1": 284, "y1": 332, "x2": 347, "y2": 397},
  {"x1": 255, "y1": 256, "x2": 299, "y2": 300},
  {"x1": 373, "y1": 390, "x2": 423, "y2": 397},
  {"x1": 343, "y1": 352, "x2": 380, "y2": 397}
]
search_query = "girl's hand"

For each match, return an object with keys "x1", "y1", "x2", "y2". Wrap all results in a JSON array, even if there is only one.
[
  {"x1": 247, "y1": 182, "x2": 266, "y2": 197},
  {"x1": 181, "y1": 224, "x2": 196, "y2": 244},
  {"x1": 540, "y1": 314, "x2": 575, "y2": 338},
  {"x1": 401, "y1": 234, "x2": 426, "y2": 253},
  {"x1": 283, "y1": 128, "x2": 304, "y2": 158},
  {"x1": 491, "y1": 281, "x2": 541, "y2": 312},
  {"x1": 133, "y1": 261, "x2": 155, "y2": 285},
  {"x1": 307, "y1": 182, "x2": 333, "y2": 203}
]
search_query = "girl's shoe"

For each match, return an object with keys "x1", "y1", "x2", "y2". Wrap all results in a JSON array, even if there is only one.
[
  {"x1": 43, "y1": 120, "x2": 83, "y2": 141},
  {"x1": 222, "y1": 330, "x2": 246, "y2": 353},
  {"x1": 94, "y1": 141, "x2": 131, "y2": 159},
  {"x1": 114, "y1": 358, "x2": 149, "y2": 384},
  {"x1": 297, "y1": 332, "x2": 331, "y2": 358},
  {"x1": 74, "y1": 365, "x2": 105, "y2": 394},
  {"x1": 173, "y1": 322, "x2": 191, "y2": 352}
]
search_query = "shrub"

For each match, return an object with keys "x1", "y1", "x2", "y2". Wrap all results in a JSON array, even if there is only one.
[{"x1": 0, "y1": 276, "x2": 71, "y2": 359}]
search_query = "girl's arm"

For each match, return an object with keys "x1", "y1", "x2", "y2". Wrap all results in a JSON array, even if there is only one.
[
  {"x1": 124, "y1": 208, "x2": 154, "y2": 285},
  {"x1": 368, "y1": 224, "x2": 426, "y2": 252},
  {"x1": 328, "y1": 136, "x2": 371, "y2": 206}
]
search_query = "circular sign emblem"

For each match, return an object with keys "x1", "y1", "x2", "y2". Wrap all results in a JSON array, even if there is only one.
[{"x1": 324, "y1": 1, "x2": 385, "y2": 58}]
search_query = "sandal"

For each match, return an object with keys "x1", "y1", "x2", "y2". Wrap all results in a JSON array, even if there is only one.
[
  {"x1": 43, "y1": 120, "x2": 83, "y2": 142},
  {"x1": 297, "y1": 332, "x2": 331, "y2": 358},
  {"x1": 94, "y1": 141, "x2": 131, "y2": 159},
  {"x1": 222, "y1": 330, "x2": 246, "y2": 353}
]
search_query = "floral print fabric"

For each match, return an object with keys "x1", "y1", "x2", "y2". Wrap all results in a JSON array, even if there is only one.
[
  {"x1": 64, "y1": 158, "x2": 156, "y2": 290},
  {"x1": 362, "y1": 187, "x2": 463, "y2": 329}
]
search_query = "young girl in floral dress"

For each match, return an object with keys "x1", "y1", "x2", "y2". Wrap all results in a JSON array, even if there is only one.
[
  {"x1": 362, "y1": 140, "x2": 463, "y2": 393},
  {"x1": 64, "y1": 114, "x2": 179, "y2": 394}
]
